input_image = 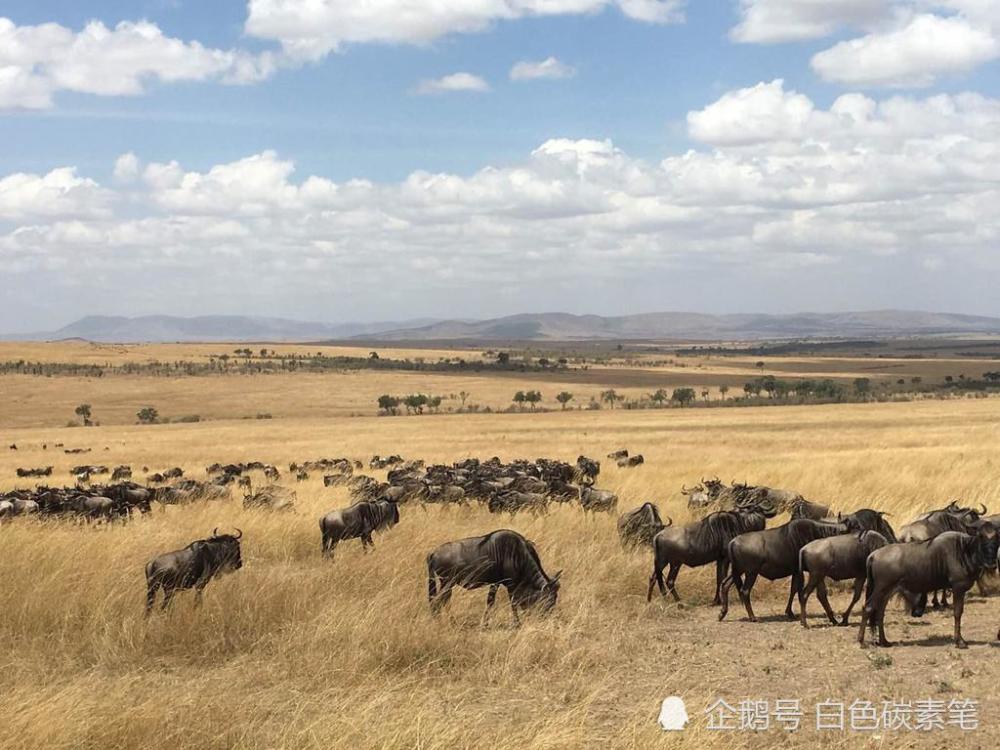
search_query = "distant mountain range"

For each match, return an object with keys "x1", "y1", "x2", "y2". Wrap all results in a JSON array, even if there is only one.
[
  {"x1": 1, "y1": 315, "x2": 443, "y2": 343},
  {"x1": 5, "y1": 310, "x2": 1000, "y2": 343}
]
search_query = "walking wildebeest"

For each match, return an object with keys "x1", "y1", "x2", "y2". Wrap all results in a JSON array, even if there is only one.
[
  {"x1": 719, "y1": 519, "x2": 851, "y2": 622},
  {"x1": 319, "y1": 499, "x2": 399, "y2": 558},
  {"x1": 859, "y1": 524, "x2": 999, "y2": 648},
  {"x1": 798, "y1": 530, "x2": 891, "y2": 628},
  {"x1": 617, "y1": 454, "x2": 644, "y2": 468},
  {"x1": 618, "y1": 503, "x2": 669, "y2": 548},
  {"x1": 648, "y1": 504, "x2": 775, "y2": 605},
  {"x1": 144, "y1": 529, "x2": 243, "y2": 615},
  {"x1": 898, "y1": 502, "x2": 984, "y2": 609},
  {"x1": 607, "y1": 449, "x2": 628, "y2": 460},
  {"x1": 426, "y1": 529, "x2": 561, "y2": 626}
]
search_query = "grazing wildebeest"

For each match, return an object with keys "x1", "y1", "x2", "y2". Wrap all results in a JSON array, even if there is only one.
[
  {"x1": 16, "y1": 466, "x2": 52, "y2": 478},
  {"x1": 319, "y1": 500, "x2": 399, "y2": 558},
  {"x1": 607, "y1": 449, "x2": 628, "y2": 460},
  {"x1": 859, "y1": 524, "x2": 999, "y2": 648},
  {"x1": 618, "y1": 503, "x2": 669, "y2": 548},
  {"x1": 111, "y1": 465, "x2": 132, "y2": 481},
  {"x1": 578, "y1": 479, "x2": 618, "y2": 514},
  {"x1": 648, "y1": 505, "x2": 774, "y2": 605},
  {"x1": 798, "y1": 530, "x2": 891, "y2": 628},
  {"x1": 426, "y1": 529, "x2": 561, "y2": 626},
  {"x1": 719, "y1": 519, "x2": 850, "y2": 622},
  {"x1": 144, "y1": 529, "x2": 243, "y2": 615},
  {"x1": 70, "y1": 494, "x2": 114, "y2": 522},
  {"x1": 617, "y1": 455, "x2": 644, "y2": 468}
]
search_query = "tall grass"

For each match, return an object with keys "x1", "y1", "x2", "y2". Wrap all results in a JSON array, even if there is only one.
[{"x1": 2, "y1": 399, "x2": 999, "y2": 748}]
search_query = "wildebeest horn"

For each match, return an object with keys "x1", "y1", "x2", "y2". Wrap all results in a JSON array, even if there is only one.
[
  {"x1": 212, "y1": 527, "x2": 219, "y2": 537},
  {"x1": 664, "y1": 516, "x2": 673, "y2": 527},
  {"x1": 551, "y1": 569, "x2": 563, "y2": 583},
  {"x1": 233, "y1": 528, "x2": 243, "y2": 539},
  {"x1": 978, "y1": 503, "x2": 987, "y2": 515},
  {"x1": 681, "y1": 484, "x2": 691, "y2": 495}
]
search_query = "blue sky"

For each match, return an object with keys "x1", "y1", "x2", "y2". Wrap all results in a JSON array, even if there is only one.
[{"x1": 2, "y1": 1, "x2": 1000, "y2": 330}]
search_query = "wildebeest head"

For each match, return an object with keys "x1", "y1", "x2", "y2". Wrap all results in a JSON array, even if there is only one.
[
  {"x1": 208, "y1": 527, "x2": 244, "y2": 573},
  {"x1": 966, "y1": 521, "x2": 999, "y2": 570},
  {"x1": 518, "y1": 570, "x2": 562, "y2": 611}
]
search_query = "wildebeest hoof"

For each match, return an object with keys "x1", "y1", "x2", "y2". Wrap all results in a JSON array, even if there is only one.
[
  {"x1": 956, "y1": 640, "x2": 968, "y2": 650},
  {"x1": 838, "y1": 619, "x2": 850, "y2": 627},
  {"x1": 878, "y1": 641, "x2": 893, "y2": 648},
  {"x1": 748, "y1": 616, "x2": 759, "y2": 623}
]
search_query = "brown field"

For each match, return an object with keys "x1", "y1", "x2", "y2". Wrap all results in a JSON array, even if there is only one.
[{"x1": 2, "y1": 342, "x2": 1000, "y2": 749}]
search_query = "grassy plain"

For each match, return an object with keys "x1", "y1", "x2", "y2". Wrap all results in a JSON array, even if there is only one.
[{"x1": 2, "y1": 342, "x2": 1000, "y2": 749}]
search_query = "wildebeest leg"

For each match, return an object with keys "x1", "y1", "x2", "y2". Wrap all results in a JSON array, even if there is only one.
[
  {"x1": 873, "y1": 592, "x2": 893, "y2": 647},
  {"x1": 738, "y1": 572, "x2": 759, "y2": 623},
  {"x1": 361, "y1": 533, "x2": 374, "y2": 552},
  {"x1": 429, "y1": 579, "x2": 453, "y2": 615},
  {"x1": 713, "y1": 559, "x2": 727, "y2": 605},
  {"x1": 507, "y1": 586, "x2": 522, "y2": 627},
  {"x1": 321, "y1": 531, "x2": 331, "y2": 559},
  {"x1": 815, "y1": 579, "x2": 838, "y2": 625},
  {"x1": 646, "y1": 560, "x2": 667, "y2": 602},
  {"x1": 841, "y1": 576, "x2": 865, "y2": 626},
  {"x1": 952, "y1": 588, "x2": 968, "y2": 649},
  {"x1": 798, "y1": 572, "x2": 820, "y2": 628},
  {"x1": 194, "y1": 586, "x2": 205, "y2": 608},
  {"x1": 784, "y1": 574, "x2": 800, "y2": 620},
  {"x1": 940, "y1": 589, "x2": 950, "y2": 608},
  {"x1": 665, "y1": 562, "x2": 681, "y2": 602},
  {"x1": 161, "y1": 586, "x2": 175, "y2": 611},
  {"x1": 482, "y1": 584, "x2": 499, "y2": 625},
  {"x1": 144, "y1": 582, "x2": 158, "y2": 617},
  {"x1": 718, "y1": 571, "x2": 738, "y2": 621}
]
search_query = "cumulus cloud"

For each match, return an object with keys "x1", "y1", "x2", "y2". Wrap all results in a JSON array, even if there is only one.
[
  {"x1": 244, "y1": 0, "x2": 685, "y2": 60},
  {"x1": 413, "y1": 72, "x2": 490, "y2": 95},
  {"x1": 811, "y1": 13, "x2": 1000, "y2": 87},
  {"x1": 510, "y1": 57, "x2": 577, "y2": 81},
  {"x1": 4, "y1": 83, "x2": 1000, "y2": 322},
  {"x1": 0, "y1": 17, "x2": 278, "y2": 109},
  {"x1": 730, "y1": 0, "x2": 892, "y2": 43},
  {"x1": 113, "y1": 153, "x2": 141, "y2": 183}
]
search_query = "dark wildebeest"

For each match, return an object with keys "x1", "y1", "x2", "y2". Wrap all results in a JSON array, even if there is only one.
[
  {"x1": 575, "y1": 455, "x2": 600, "y2": 483},
  {"x1": 719, "y1": 519, "x2": 851, "y2": 622},
  {"x1": 578, "y1": 479, "x2": 618, "y2": 514},
  {"x1": 144, "y1": 529, "x2": 243, "y2": 615},
  {"x1": 426, "y1": 529, "x2": 561, "y2": 626},
  {"x1": 859, "y1": 524, "x2": 999, "y2": 649},
  {"x1": 617, "y1": 455, "x2": 644, "y2": 468},
  {"x1": 111, "y1": 465, "x2": 132, "y2": 481},
  {"x1": 488, "y1": 490, "x2": 548, "y2": 516},
  {"x1": 798, "y1": 530, "x2": 891, "y2": 628},
  {"x1": 618, "y1": 503, "x2": 669, "y2": 549},
  {"x1": 319, "y1": 500, "x2": 399, "y2": 558},
  {"x1": 607, "y1": 449, "x2": 628, "y2": 460},
  {"x1": 898, "y1": 503, "x2": 984, "y2": 609},
  {"x1": 70, "y1": 494, "x2": 114, "y2": 522},
  {"x1": 648, "y1": 505, "x2": 775, "y2": 605},
  {"x1": 789, "y1": 498, "x2": 832, "y2": 521}
]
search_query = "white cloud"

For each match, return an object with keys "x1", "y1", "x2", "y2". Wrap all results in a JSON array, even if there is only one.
[
  {"x1": 5, "y1": 84, "x2": 1000, "y2": 317},
  {"x1": 244, "y1": 0, "x2": 685, "y2": 60},
  {"x1": 0, "y1": 168, "x2": 110, "y2": 220},
  {"x1": 413, "y1": 72, "x2": 491, "y2": 95},
  {"x1": 811, "y1": 13, "x2": 1000, "y2": 87},
  {"x1": 730, "y1": 0, "x2": 893, "y2": 43},
  {"x1": 0, "y1": 17, "x2": 278, "y2": 110},
  {"x1": 510, "y1": 57, "x2": 577, "y2": 81},
  {"x1": 113, "y1": 153, "x2": 141, "y2": 183}
]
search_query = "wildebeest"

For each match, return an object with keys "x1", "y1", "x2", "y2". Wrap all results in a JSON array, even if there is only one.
[
  {"x1": 426, "y1": 529, "x2": 561, "y2": 626},
  {"x1": 607, "y1": 449, "x2": 628, "y2": 460},
  {"x1": 648, "y1": 505, "x2": 774, "y2": 605},
  {"x1": 488, "y1": 490, "x2": 548, "y2": 515},
  {"x1": 798, "y1": 530, "x2": 891, "y2": 628},
  {"x1": 898, "y1": 502, "x2": 984, "y2": 609},
  {"x1": 111, "y1": 465, "x2": 132, "y2": 481},
  {"x1": 790, "y1": 498, "x2": 832, "y2": 521},
  {"x1": 617, "y1": 454, "x2": 644, "y2": 468},
  {"x1": 243, "y1": 484, "x2": 295, "y2": 512},
  {"x1": 618, "y1": 503, "x2": 669, "y2": 548},
  {"x1": 319, "y1": 500, "x2": 399, "y2": 558},
  {"x1": 578, "y1": 479, "x2": 617, "y2": 514},
  {"x1": 70, "y1": 493, "x2": 114, "y2": 522},
  {"x1": 575, "y1": 455, "x2": 600, "y2": 483},
  {"x1": 144, "y1": 529, "x2": 243, "y2": 615},
  {"x1": 719, "y1": 519, "x2": 851, "y2": 622},
  {"x1": 859, "y1": 524, "x2": 999, "y2": 648},
  {"x1": 16, "y1": 466, "x2": 52, "y2": 478}
]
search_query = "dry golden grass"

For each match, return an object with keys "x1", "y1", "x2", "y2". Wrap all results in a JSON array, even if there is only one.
[{"x1": 3, "y1": 394, "x2": 1000, "y2": 748}]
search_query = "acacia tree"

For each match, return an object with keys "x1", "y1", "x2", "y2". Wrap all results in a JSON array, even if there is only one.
[
  {"x1": 459, "y1": 391, "x2": 470, "y2": 407},
  {"x1": 74, "y1": 403, "x2": 93, "y2": 426},
  {"x1": 649, "y1": 388, "x2": 669, "y2": 407},
  {"x1": 601, "y1": 389, "x2": 621, "y2": 409},
  {"x1": 512, "y1": 391, "x2": 526, "y2": 410},
  {"x1": 671, "y1": 387, "x2": 696, "y2": 406},
  {"x1": 137, "y1": 407, "x2": 159, "y2": 424},
  {"x1": 719, "y1": 385, "x2": 730, "y2": 400},
  {"x1": 524, "y1": 390, "x2": 542, "y2": 410},
  {"x1": 556, "y1": 391, "x2": 574, "y2": 409},
  {"x1": 377, "y1": 394, "x2": 400, "y2": 415}
]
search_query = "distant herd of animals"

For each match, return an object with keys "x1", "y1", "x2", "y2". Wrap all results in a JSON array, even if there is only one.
[{"x1": 3, "y1": 448, "x2": 1000, "y2": 648}]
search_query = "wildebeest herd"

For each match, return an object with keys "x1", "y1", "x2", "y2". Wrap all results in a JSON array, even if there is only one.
[{"x1": 4, "y1": 453, "x2": 1000, "y2": 648}]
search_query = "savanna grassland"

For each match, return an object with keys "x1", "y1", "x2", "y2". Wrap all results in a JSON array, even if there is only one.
[{"x1": 2, "y1": 341, "x2": 1000, "y2": 749}]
